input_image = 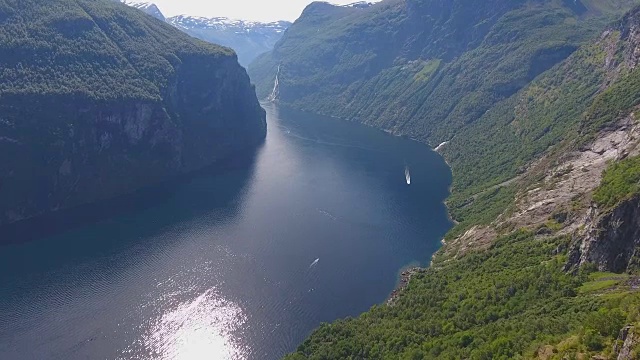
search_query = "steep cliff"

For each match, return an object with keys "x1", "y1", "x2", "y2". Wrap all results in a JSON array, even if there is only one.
[
  {"x1": 0, "y1": 0, "x2": 266, "y2": 228},
  {"x1": 567, "y1": 153, "x2": 640, "y2": 273},
  {"x1": 570, "y1": 198, "x2": 640, "y2": 273}
]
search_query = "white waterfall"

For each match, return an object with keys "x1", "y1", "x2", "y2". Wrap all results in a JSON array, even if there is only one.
[{"x1": 267, "y1": 64, "x2": 281, "y2": 102}]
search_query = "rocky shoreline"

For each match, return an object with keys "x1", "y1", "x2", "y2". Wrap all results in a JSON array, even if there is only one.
[{"x1": 387, "y1": 267, "x2": 422, "y2": 305}]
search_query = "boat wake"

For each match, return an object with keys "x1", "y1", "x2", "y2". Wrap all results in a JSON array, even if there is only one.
[
  {"x1": 309, "y1": 258, "x2": 319, "y2": 269},
  {"x1": 317, "y1": 209, "x2": 337, "y2": 221},
  {"x1": 405, "y1": 166, "x2": 411, "y2": 185}
]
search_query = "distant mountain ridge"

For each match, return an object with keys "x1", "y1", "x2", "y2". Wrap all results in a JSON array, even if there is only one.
[
  {"x1": 168, "y1": 15, "x2": 291, "y2": 66},
  {"x1": 119, "y1": 1, "x2": 291, "y2": 66},
  {"x1": 120, "y1": 0, "x2": 165, "y2": 21},
  {"x1": 342, "y1": 1, "x2": 378, "y2": 8},
  {"x1": 167, "y1": 15, "x2": 290, "y2": 34}
]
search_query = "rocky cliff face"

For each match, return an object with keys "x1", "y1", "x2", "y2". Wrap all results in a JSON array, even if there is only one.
[
  {"x1": 0, "y1": 0, "x2": 266, "y2": 229},
  {"x1": 568, "y1": 198, "x2": 640, "y2": 273},
  {"x1": 614, "y1": 326, "x2": 638, "y2": 360}
]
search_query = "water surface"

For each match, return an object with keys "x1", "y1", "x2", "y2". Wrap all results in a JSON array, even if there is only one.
[{"x1": 0, "y1": 103, "x2": 452, "y2": 360}]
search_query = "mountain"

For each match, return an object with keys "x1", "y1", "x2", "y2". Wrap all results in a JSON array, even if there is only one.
[
  {"x1": 0, "y1": 0, "x2": 266, "y2": 229},
  {"x1": 117, "y1": 1, "x2": 291, "y2": 66},
  {"x1": 246, "y1": 0, "x2": 640, "y2": 358},
  {"x1": 121, "y1": 0, "x2": 165, "y2": 21},
  {"x1": 168, "y1": 16, "x2": 292, "y2": 66}
]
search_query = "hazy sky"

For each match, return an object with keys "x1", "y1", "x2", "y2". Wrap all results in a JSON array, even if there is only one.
[{"x1": 151, "y1": 0, "x2": 359, "y2": 22}]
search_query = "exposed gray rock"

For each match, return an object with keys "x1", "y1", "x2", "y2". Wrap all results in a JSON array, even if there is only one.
[
  {"x1": 614, "y1": 326, "x2": 637, "y2": 360},
  {"x1": 568, "y1": 198, "x2": 640, "y2": 273},
  {"x1": 510, "y1": 115, "x2": 640, "y2": 235},
  {"x1": 444, "y1": 115, "x2": 640, "y2": 260}
]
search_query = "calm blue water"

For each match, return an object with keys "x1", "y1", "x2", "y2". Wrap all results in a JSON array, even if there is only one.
[{"x1": 0, "y1": 103, "x2": 452, "y2": 360}]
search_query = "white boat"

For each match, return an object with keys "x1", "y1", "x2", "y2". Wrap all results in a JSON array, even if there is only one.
[{"x1": 405, "y1": 166, "x2": 411, "y2": 185}]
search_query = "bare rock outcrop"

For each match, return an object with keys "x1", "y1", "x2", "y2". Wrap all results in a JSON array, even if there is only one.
[
  {"x1": 508, "y1": 116, "x2": 640, "y2": 234},
  {"x1": 614, "y1": 326, "x2": 638, "y2": 360},
  {"x1": 567, "y1": 197, "x2": 640, "y2": 273}
]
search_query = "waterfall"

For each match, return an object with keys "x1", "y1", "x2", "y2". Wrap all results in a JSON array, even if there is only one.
[{"x1": 267, "y1": 64, "x2": 281, "y2": 102}]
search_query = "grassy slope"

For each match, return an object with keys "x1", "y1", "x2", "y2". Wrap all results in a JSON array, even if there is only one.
[{"x1": 594, "y1": 155, "x2": 640, "y2": 209}]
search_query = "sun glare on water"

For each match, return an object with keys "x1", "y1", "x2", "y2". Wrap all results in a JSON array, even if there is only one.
[{"x1": 138, "y1": 289, "x2": 247, "y2": 360}]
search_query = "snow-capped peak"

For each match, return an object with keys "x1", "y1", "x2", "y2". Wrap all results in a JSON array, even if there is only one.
[
  {"x1": 168, "y1": 15, "x2": 291, "y2": 34},
  {"x1": 118, "y1": 1, "x2": 165, "y2": 21},
  {"x1": 341, "y1": 1, "x2": 380, "y2": 8}
]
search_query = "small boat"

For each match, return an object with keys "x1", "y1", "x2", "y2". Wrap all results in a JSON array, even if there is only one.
[{"x1": 405, "y1": 166, "x2": 411, "y2": 185}]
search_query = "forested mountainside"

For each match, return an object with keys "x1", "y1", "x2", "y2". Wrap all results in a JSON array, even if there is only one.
[
  {"x1": 251, "y1": 0, "x2": 640, "y2": 359},
  {"x1": 0, "y1": 0, "x2": 266, "y2": 229},
  {"x1": 119, "y1": 1, "x2": 291, "y2": 66}
]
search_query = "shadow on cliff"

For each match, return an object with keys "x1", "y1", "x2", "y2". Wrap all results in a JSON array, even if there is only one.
[{"x1": 0, "y1": 143, "x2": 264, "y2": 246}]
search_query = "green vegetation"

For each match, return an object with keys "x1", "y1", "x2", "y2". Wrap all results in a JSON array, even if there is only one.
[
  {"x1": 413, "y1": 59, "x2": 441, "y2": 83},
  {"x1": 578, "y1": 272, "x2": 630, "y2": 294},
  {"x1": 0, "y1": 0, "x2": 233, "y2": 101},
  {"x1": 446, "y1": 185, "x2": 517, "y2": 240},
  {"x1": 442, "y1": 30, "x2": 620, "y2": 203},
  {"x1": 285, "y1": 231, "x2": 639, "y2": 359},
  {"x1": 579, "y1": 279, "x2": 623, "y2": 293},
  {"x1": 593, "y1": 155, "x2": 640, "y2": 208}
]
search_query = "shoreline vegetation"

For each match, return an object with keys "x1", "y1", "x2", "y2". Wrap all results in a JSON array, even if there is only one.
[{"x1": 387, "y1": 267, "x2": 422, "y2": 305}]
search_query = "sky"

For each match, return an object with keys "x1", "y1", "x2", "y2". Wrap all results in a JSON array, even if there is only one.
[{"x1": 150, "y1": 0, "x2": 359, "y2": 22}]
